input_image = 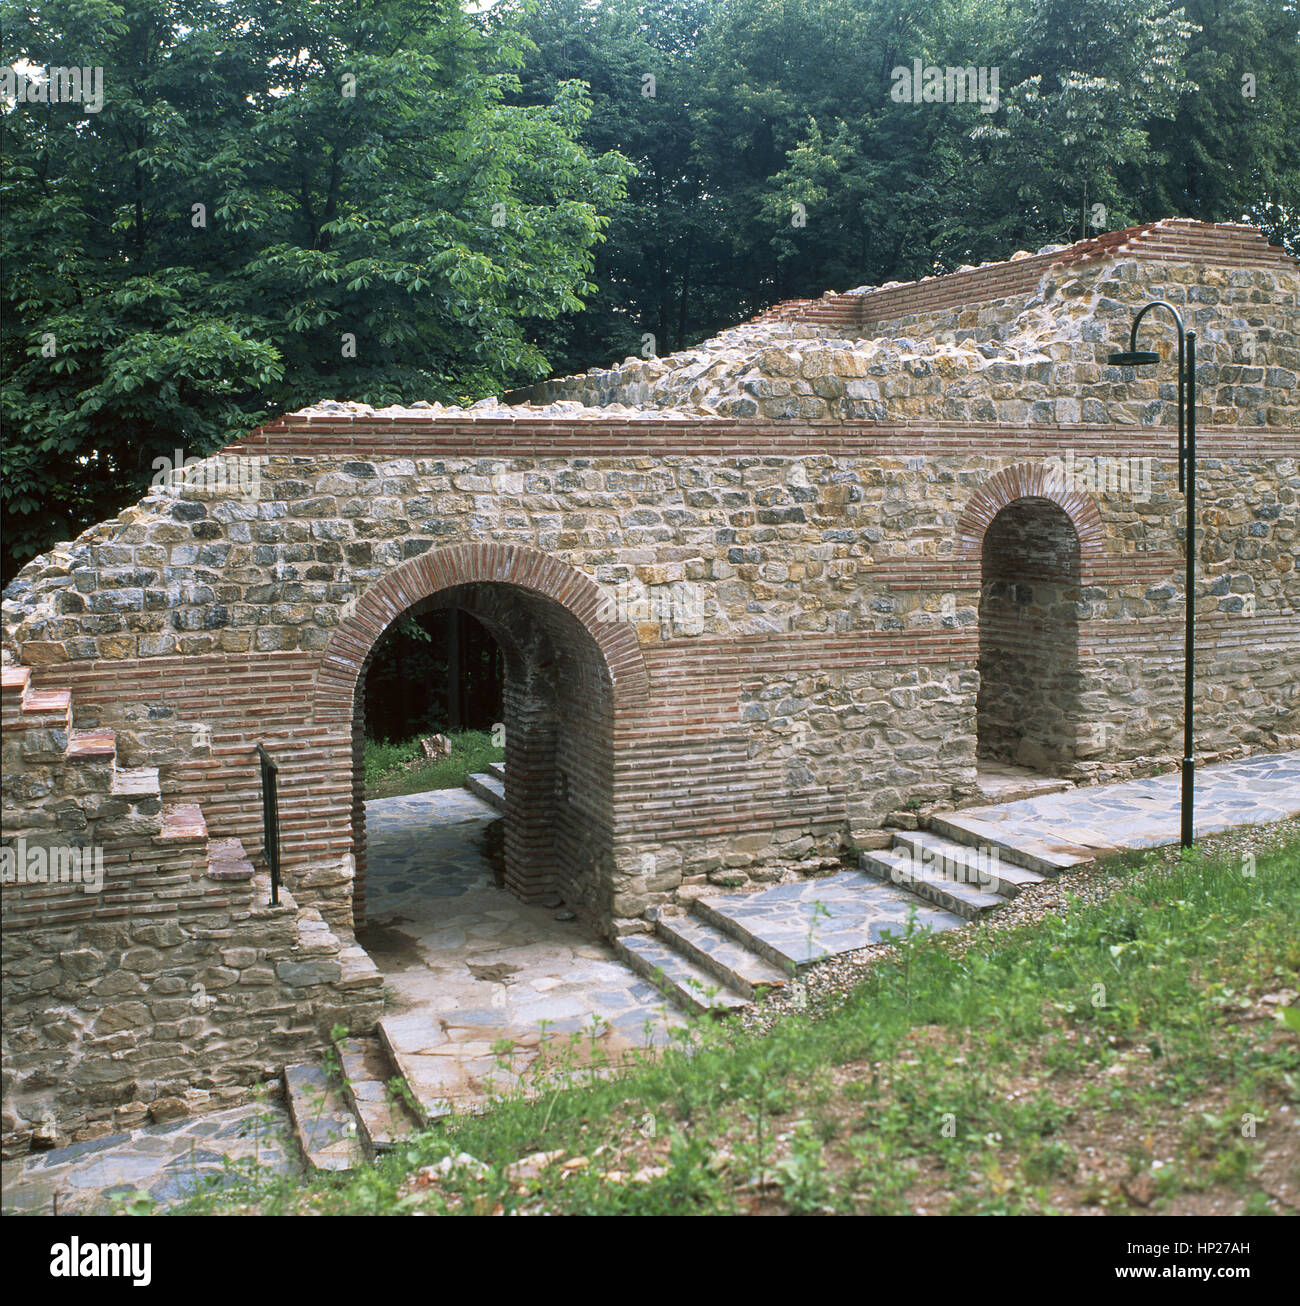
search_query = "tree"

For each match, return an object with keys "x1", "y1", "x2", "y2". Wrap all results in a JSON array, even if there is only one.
[
  {"x1": 0, "y1": 0, "x2": 629, "y2": 580},
  {"x1": 1141, "y1": 0, "x2": 1300, "y2": 252},
  {"x1": 968, "y1": 0, "x2": 1198, "y2": 247},
  {"x1": 494, "y1": 0, "x2": 725, "y2": 368}
]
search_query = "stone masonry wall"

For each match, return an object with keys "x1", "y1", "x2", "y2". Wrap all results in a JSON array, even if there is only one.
[
  {"x1": 511, "y1": 222, "x2": 1297, "y2": 430},
  {"x1": 5, "y1": 431, "x2": 1296, "y2": 924},
  {"x1": 2, "y1": 219, "x2": 1297, "y2": 1150}
]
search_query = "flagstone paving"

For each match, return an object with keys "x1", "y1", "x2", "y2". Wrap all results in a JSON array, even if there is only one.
[
  {"x1": 362, "y1": 788, "x2": 687, "y2": 1120},
  {"x1": 694, "y1": 874, "x2": 965, "y2": 971},
  {"x1": 1, "y1": 1101, "x2": 296, "y2": 1215},
  {"x1": 934, "y1": 750, "x2": 1300, "y2": 871}
]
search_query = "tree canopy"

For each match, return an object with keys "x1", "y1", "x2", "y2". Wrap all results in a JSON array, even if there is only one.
[{"x1": 1, "y1": 0, "x2": 630, "y2": 576}]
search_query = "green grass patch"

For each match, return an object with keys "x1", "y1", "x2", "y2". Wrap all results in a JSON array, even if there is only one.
[
  {"x1": 173, "y1": 833, "x2": 1300, "y2": 1216},
  {"x1": 364, "y1": 730, "x2": 503, "y2": 799}
]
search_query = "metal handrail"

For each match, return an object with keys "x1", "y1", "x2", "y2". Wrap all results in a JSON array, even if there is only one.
[{"x1": 255, "y1": 743, "x2": 281, "y2": 905}]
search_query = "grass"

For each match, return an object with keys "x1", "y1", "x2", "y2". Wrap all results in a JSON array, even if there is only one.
[
  {"x1": 172, "y1": 833, "x2": 1299, "y2": 1216},
  {"x1": 364, "y1": 730, "x2": 503, "y2": 799}
]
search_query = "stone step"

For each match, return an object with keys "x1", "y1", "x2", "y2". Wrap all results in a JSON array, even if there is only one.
[
  {"x1": 891, "y1": 831, "x2": 1047, "y2": 900},
  {"x1": 1, "y1": 665, "x2": 31, "y2": 697},
  {"x1": 336, "y1": 943, "x2": 385, "y2": 993},
  {"x1": 20, "y1": 687, "x2": 71, "y2": 721},
  {"x1": 283, "y1": 1062, "x2": 365, "y2": 1172},
  {"x1": 464, "y1": 771, "x2": 505, "y2": 812},
  {"x1": 377, "y1": 1010, "x2": 625, "y2": 1128},
  {"x1": 333, "y1": 1035, "x2": 421, "y2": 1160},
  {"x1": 375, "y1": 1016, "x2": 462, "y2": 1128},
  {"x1": 929, "y1": 810, "x2": 1094, "y2": 876},
  {"x1": 486, "y1": 759, "x2": 505, "y2": 784},
  {"x1": 693, "y1": 873, "x2": 968, "y2": 971},
  {"x1": 66, "y1": 728, "x2": 116, "y2": 762},
  {"x1": 690, "y1": 895, "x2": 807, "y2": 972},
  {"x1": 207, "y1": 835, "x2": 255, "y2": 882},
  {"x1": 655, "y1": 912, "x2": 789, "y2": 999},
  {"x1": 859, "y1": 848, "x2": 1007, "y2": 921},
  {"x1": 970, "y1": 764, "x2": 1075, "y2": 806},
  {"x1": 613, "y1": 933, "x2": 749, "y2": 1015},
  {"x1": 157, "y1": 800, "x2": 204, "y2": 844},
  {"x1": 116, "y1": 767, "x2": 162, "y2": 801}
]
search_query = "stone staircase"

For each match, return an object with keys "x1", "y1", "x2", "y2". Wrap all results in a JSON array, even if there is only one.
[
  {"x1": 615, "y1": 914, "x2": 789, "y2": 1015},
  {"x1": 283, "y1": 1032, "x2": 421, "y2": 1171},
  {"x1": 613, "y1": 802, "x2": 1078, "y2": 1018},
  {"x1": 464, "y1": 758, "x2": 505, "y2": 813},
  {"x1": 1, "y1": 663, "x2": 251, "y2": 907},
  {"x1": 858, "y1": 828, "x2": 1048, "y2": 920},
  {"x1": 1, "y1": 658, "x2": 387, "y2": 1154},
  {"x1": 279, "y1": 770, "x2": 1141, "y2": 1136}
]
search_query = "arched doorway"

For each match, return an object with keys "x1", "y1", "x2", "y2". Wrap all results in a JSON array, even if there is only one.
[
  {"x1": 976, "y1": 497, "x2": 1082, "y2": 773},
  {"x1": 350, "y1": 581, "x2": 616, "y2": 929}
]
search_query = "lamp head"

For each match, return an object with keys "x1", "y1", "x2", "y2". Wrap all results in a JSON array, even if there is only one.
[{"x1": 1108, "y1": 350, "x2": 1161, "y2": 367}]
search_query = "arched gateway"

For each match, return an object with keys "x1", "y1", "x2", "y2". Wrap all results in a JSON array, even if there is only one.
[{"x1": 313, "y1": 544, "x2": 650, "y2": 926}]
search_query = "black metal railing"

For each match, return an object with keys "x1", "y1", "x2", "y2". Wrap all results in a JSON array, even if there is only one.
[{"x1": 256, "y1": 743, "x2": 281, "y2": 905}]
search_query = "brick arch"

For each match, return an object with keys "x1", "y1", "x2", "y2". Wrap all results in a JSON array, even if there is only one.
[
  {"x1": 956, "y1": 462, "x2": 1105, "y2": 580},
  {"x1": 313, "y1": 543, "x2": 650, "y2": 723}
]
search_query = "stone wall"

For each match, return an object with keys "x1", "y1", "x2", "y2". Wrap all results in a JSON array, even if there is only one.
[
  {"x1": 5, "y1": 432, "x2": 1296, "y2": 925},
  {"x1": 2, "y1": 218, "x2": 1297, "y2": 1151},
  {"x1": 513, "y1": 220, "x2": 1297, "y2": 430},
  {"x1": 1, "y1": 665, "x2": 383, "y2": 1152},
  {"x1": 1, "y1": 871, "x2": 381, "y2": 1154}
]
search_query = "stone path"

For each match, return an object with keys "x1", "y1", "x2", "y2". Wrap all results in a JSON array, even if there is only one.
[
  {"x1": 934, "y1": 750, "x2": 1300, "y2": 872},
  {"x1": 2, "y1": 1101, "x2": 296, "y2": 1215},
  {"x1": 690, "y1": 749, "x2": 1300, "y2": 973},
  {"x1": 694, "y1": 874, "x2": 965, "y2": 969},
  {"x1": 362, "y1": 788, "x2": 686, "y2": 1121}
]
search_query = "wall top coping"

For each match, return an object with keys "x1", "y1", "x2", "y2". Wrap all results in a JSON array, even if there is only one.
[
  {"x1": 750, "y1": 218, "x2": 1298, "y2": 328},
  {"x1": 224, "y1": 420, "x2": 1300, "y2": 454}
]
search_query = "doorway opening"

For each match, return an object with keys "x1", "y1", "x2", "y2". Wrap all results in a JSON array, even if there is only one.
[
  {"x1": 349, "y1": 581, "x2": 616, "y2": 931},
  {"x1": 976, "y1": 496, "x2": 1082, "y2": 773}
]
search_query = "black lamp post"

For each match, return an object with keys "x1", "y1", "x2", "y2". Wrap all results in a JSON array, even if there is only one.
[{"x1": 1108, "y1": 301, "x2": 1197, "y2": 848}]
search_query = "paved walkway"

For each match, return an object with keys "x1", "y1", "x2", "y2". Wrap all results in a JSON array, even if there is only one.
[
  {"x1": 362, "y1": 789, "x2": 685, "y2": 1119},
  {"x1": 697, "y1": 874, "x2": 965, "y2": 969},
  {"x1": 937, "y1": 750, "x2": 1300, "y2": 871},
  {"x1": 2, "y1": 1101, "x2": 296, "y2": 1216},
  {"x1": 364, "y1": 788, "x2": 683, "y2": 1043}
]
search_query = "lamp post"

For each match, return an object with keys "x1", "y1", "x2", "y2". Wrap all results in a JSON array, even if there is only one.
[{"x1": 1108, "y1": 302, "x2": 1196, "y2": 848}]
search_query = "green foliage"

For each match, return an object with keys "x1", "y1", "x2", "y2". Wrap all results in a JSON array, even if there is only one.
[
  {"x1": 362, "y1": 608, "x2": 502, "y2": 741},
  {"x1": 1143, "y1": 0, "x2": 1300, "y2": 252},
  {"x1": 1, "y1": 0, "x2": 630, "y2": 578},
  {"x1": 364, "y1": 728, "x2": 502, "y2": 797}
]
